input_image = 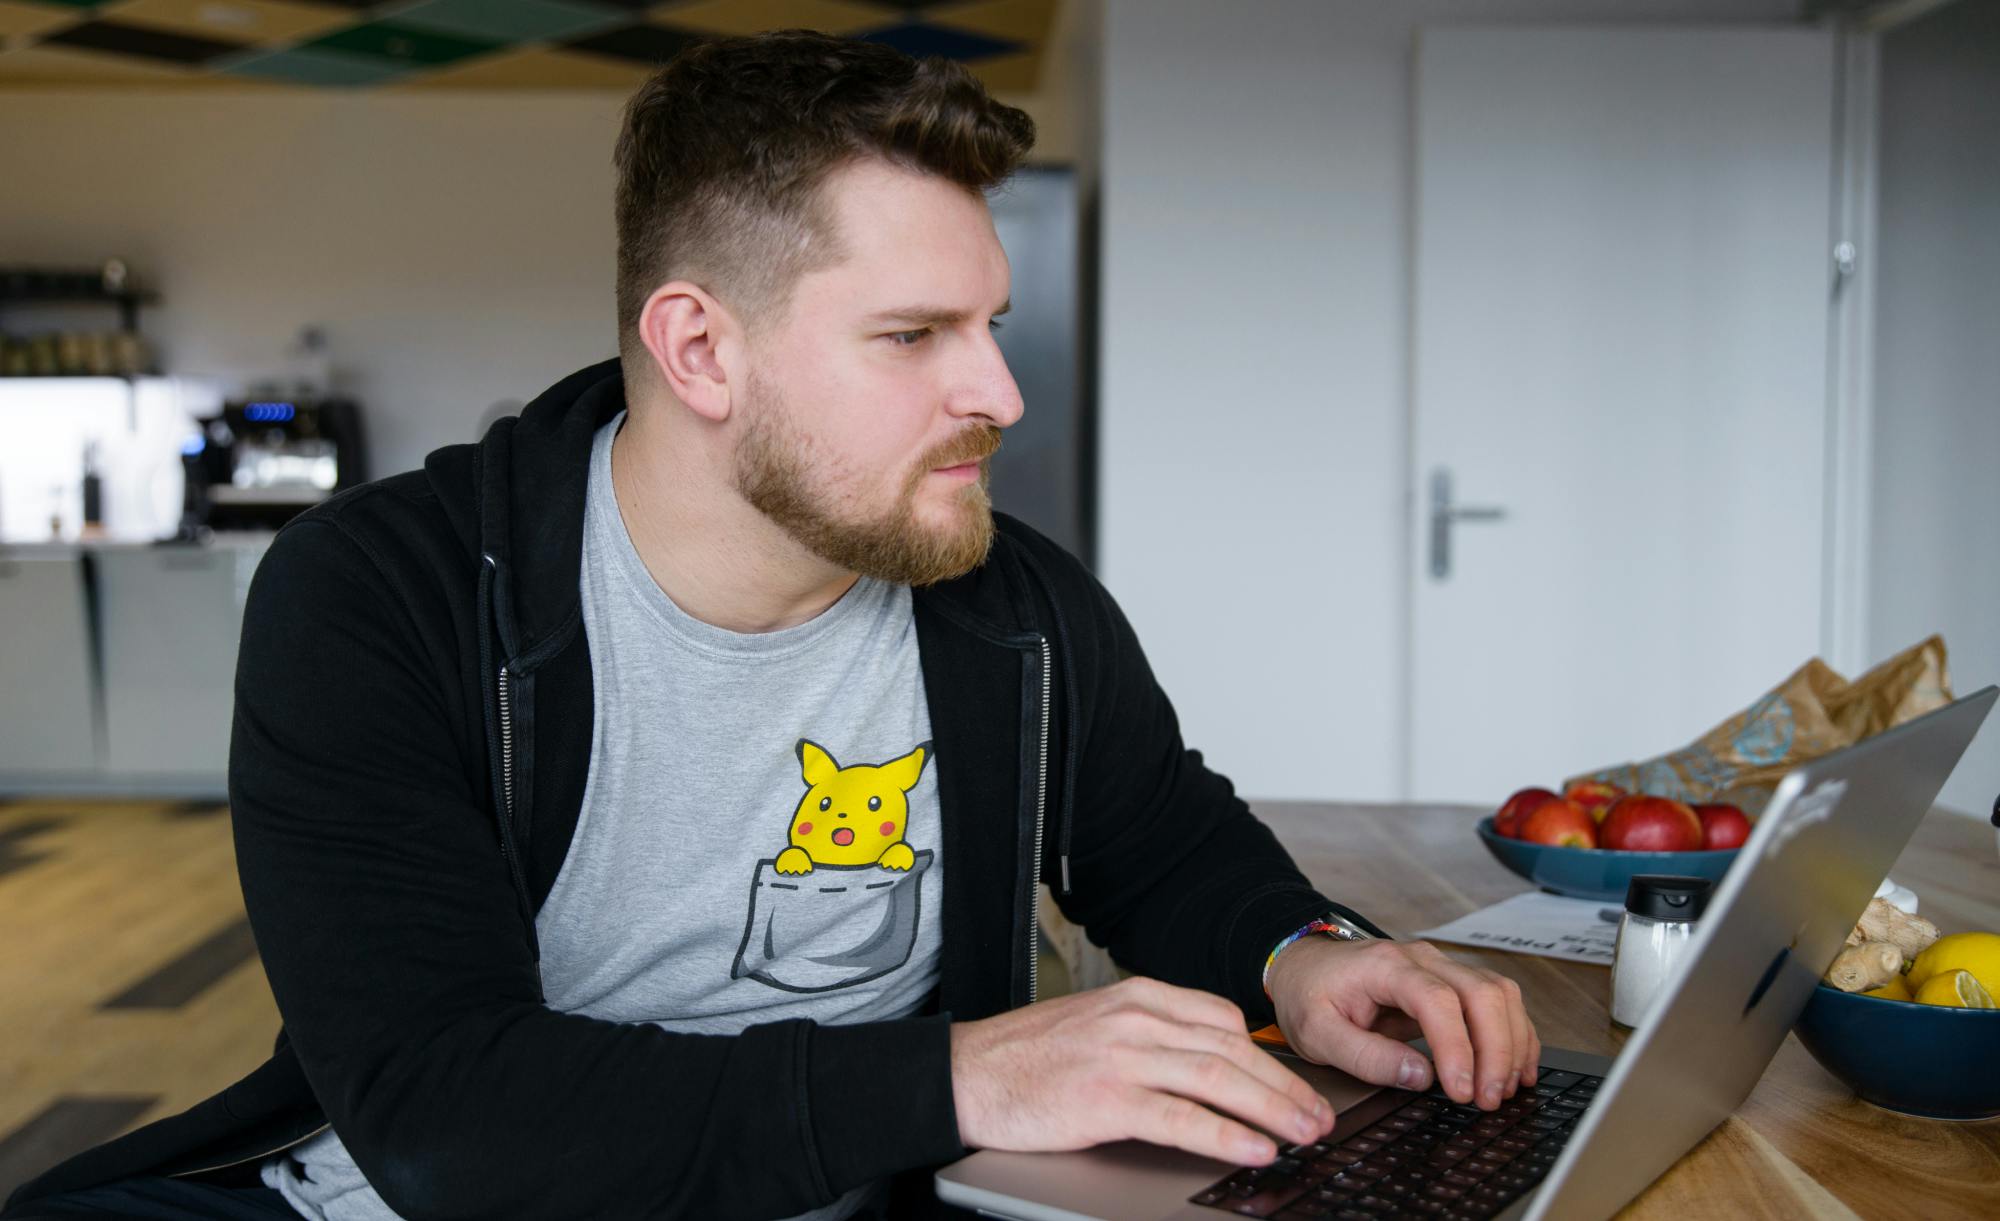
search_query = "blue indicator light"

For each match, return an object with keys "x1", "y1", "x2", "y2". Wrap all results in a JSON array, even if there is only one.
[
  {"x1": 181, "y1": 435, "x2": 206, "y2": 456},
  {"x1": 245, "y1": 402, "x2": 297, "y2": 423}
]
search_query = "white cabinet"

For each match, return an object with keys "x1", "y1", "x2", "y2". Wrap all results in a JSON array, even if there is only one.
[
  {"x1": 94, "y1": 540, "x2": 266, "y2": 784},
  {"x1": 0, "y1": 536, "x2": 268, "y2": 795},
  {"x1": 0, "y1": 548, "x2": 99, "y2": 777}
]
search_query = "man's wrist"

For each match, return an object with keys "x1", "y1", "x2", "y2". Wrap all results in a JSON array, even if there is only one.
[{"x1": 1262, "y1": 915, "x2": 1376, "y2": 999}]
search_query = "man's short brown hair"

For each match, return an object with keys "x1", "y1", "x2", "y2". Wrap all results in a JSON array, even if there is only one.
[{"x1": 612, "y1": 29, "x2": 1036, "y2": 363}]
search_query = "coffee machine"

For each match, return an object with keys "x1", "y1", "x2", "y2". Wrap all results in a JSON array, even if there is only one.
[{"x1": 182, "y1": 397, "x2": 367, "y2": 533}]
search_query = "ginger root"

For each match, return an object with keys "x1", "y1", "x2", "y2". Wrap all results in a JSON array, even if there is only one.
[
  {"x1": 1825, "y1": 940, "x2": 1904, "y2": 993},
  {"x1": 1841, "y1": 897, "x2": 1940, "y2": 961}
]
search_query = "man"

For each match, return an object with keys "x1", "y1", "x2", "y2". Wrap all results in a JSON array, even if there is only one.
[{"x1": 5, "y1": 30, "x2": 1538, "y2": 1221}]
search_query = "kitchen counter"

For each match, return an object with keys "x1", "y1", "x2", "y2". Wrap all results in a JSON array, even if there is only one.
[
  {"x1": 0, "y1": 531, "x2": 276, "y2": 554},
  {"x1": 0, "y1": 533, "x2": 275, "y2": 796}
]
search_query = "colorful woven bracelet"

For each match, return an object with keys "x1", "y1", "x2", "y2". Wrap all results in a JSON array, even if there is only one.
[{"x1": 1262, "y1": 919, "x2": 1339, "y2": 998}]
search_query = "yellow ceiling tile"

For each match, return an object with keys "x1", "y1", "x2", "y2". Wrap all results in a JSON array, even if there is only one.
[
  {"x1": 98, "y1": 0, "x2": 359, "y2": 46},
  {"x1": 392, "y1": 47, "x2": 653, "y2": 91},
  {"x1": 658, "y1": 0, "x2": 898, "y2": 37},
  {"x1": 927, "y1": 0, "x2": 1058, "y2": 45},
  {"x1": 0, "y1": 0, "x2": 84, "y2": 45},
  {"x1": 963, "y1": 49, "x2": 1039, "y2": 93},
  {"x1": 0, "y1": 44, "x2": 201, "y2": 86}
]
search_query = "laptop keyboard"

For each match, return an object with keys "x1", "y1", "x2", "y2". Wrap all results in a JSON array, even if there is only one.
[{"x1": 1188, "y1": 1068, "x2": 1602, "y2": 1220}]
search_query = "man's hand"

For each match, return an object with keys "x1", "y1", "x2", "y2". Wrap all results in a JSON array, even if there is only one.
[
  {"x1": 1265, "y1": 937, "x2": 1541, "y2": 1111},
  {"x1": 949, "y1": 977, "x2": 1335, "y2": 1165}
]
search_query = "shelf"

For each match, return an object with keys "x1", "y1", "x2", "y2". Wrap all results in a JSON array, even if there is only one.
[
  {"x1": 0, "y1": 290, "x2": 159, "y2": 305},
  {"x1": 0, "y1": 289, "x2": 159, "y2": 332},
  {"x1": 0, "y1": 373, "x2": 151, "y2": 381}
]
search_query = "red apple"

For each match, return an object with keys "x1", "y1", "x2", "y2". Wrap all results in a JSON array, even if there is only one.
[
  {"x1": 1564, "y1": 779, "x2": 1626, "y2": 825},
  {"x1": 1599, "y1": 795, "x2": 1704, "y2": 852},
  {"x1": 1693, "y1": 802, "x2": 1751, "y2": 850},
  {"x1": 1519, "y1": 798, "x2": 1598, "y2": 849},
  {"x1": 1494, "y1": 787, "x2": 1560, "y2": 838}
]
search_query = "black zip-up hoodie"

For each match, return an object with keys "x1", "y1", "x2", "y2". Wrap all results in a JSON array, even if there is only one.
[{"x1": 6, "y1": 359, "x2": 1373, "y2": 1220}]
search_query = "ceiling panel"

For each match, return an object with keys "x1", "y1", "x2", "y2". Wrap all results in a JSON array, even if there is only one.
[{"x1": 0, "y1": 0, "x2": 1058, "y2": 89}]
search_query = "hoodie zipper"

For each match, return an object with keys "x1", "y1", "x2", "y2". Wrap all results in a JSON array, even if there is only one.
[
  {"x1": 495, "y1": 662, "x2": 543, "y2": 989},
  {"x1": 480, "y1": 553, "x2": 541, "y2": 985},
  {"x1": 1028, "y1": 634, "x2": 1052, "y2": 1005},
  {"x1": 497, "y1": 664, "x2": 517, "y2": 843}
]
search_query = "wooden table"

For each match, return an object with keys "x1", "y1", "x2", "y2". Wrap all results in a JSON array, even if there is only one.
[{"x1": 1251, "y1": 801, "x2": 2000, "y2": 1220}]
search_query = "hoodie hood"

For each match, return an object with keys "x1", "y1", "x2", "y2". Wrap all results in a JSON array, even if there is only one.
[{"x1": 461, "y1": 356, "x2": 625, "y2": 660}]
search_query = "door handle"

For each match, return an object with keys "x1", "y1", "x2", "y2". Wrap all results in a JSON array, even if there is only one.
[{"x1": 1429, "y1": 467, "x2": 1508, "y2": 580}]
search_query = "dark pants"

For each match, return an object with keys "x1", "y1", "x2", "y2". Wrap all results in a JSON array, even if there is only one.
[{"x1": 2, "y1": 1178, "x2": 295, "y2": 1220}]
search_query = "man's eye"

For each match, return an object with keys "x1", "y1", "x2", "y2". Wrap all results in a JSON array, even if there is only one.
[{"x1": 887, "y1": 319, "x2": 1004, "y2": 346}]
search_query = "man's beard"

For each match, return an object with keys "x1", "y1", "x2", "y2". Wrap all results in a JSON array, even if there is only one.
[{"x1": 733, "y1": 376, "x2": 1002, "y2": 587}]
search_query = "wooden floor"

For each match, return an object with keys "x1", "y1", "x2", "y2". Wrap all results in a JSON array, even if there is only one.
[{"x1": 0, "y1": 798, "x2": 281, "y2": 1199}]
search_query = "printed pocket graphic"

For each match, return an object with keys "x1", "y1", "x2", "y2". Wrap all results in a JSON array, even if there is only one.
[{"x1": 730, "y1": 850, "x2": 933, "y2": 993}]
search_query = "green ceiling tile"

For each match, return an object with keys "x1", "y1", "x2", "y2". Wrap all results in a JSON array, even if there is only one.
[
  {"x1": 302, "y1": 20, "x2": 502, "y2": 67},
  {"x1": 393, "y1": 0, "x2": 627, "y2": 43}
]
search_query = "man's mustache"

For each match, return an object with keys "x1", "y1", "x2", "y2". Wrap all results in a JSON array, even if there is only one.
[{"x1": 928, "y1": 425, "x2": 1003, "y2": 471}]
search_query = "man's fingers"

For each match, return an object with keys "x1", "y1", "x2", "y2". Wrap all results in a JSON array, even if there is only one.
[
  {"x1": 1517, "y1": 982, "x2": 1543, "y2": 1086},
  {"x1": 1423, "y1": 958, "x2": 1525, "y2": 1108},
  {"x1": 1129, "y1": 1087, "x2": 1281, "y2": 1166},
  {"x1": 1159, "y1": 1018, "x2": 1331, "y2": 1124},
  {"x1": 1139, "y1": 1049, "x2": 1326, "y2": 1148},
  {"x1": 1499, "y1": 974, "x2": 1538, "y2": 1089},
  {"x1": 1401, "y1": 944, "x2": 1540, "y2": 1092},
  {"x1": 1118, "y1": 979, "x2": 1334, "y2": 1130},
  {"x1": 1368, "y1": 1011, "x2": 1424, "y2": 1043},
  {"x1": 1380, "y1": 970, "x2": 1476, "y2": 1104},
  {"x1": 1294, "y1": 1009, "x2": 1433, "y2": 1093}
]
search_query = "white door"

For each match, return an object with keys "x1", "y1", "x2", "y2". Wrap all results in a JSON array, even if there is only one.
[{"x1": 1408, "y1": 26, "x2": 1837, "y2": 803}]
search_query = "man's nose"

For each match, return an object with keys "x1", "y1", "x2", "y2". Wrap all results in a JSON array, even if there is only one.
[{"x1": 950, "y1": 333, "x2": 1024, "y2": 428}]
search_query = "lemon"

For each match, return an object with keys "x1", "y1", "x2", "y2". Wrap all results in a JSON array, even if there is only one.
[
  {"x1": 1863, "y1": 975, "x2": 1912, "y2": 1002},
  {"x1": 1906, "y1": 931, "x2": 2000, "y2": 998},
  {"x1": 1913, "y1": 969, "x2": 1996, "y2": 1009}
]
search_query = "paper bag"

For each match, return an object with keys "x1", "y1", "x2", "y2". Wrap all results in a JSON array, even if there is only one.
[{"x1": 1564, "y1": 635, "x2": 1953, "y2": 814}]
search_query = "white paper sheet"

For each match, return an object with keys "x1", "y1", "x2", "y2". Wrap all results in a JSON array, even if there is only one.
[{"x1": 1414, "y1": 892, "x2": 1620, "y2": 965}]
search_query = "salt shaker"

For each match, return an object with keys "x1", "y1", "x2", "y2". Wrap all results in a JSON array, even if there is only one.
[{"x1": 1611, "y1": 875, "x2": 1713, "y2": 1029}]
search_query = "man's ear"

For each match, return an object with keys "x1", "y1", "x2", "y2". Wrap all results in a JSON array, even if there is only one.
[{"x1": 636, "y1": 280, "x2": 737, "y2": 423}]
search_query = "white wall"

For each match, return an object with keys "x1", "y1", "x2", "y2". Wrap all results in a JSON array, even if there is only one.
[
  {"x1": 1099, "y1": 0, "x2": 1802, "y2": 801},
  {"x1": 0, "y1": 81, "x2": 1078, "y2": 482},
  {"x1": 0, "y1": 94, "x2": 627, "y2": 478},
  {"x1": 1870, "y1": 0, "x2": 2000, "y2": 819}
]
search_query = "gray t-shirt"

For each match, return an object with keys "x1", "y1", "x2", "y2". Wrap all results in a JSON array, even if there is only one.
[{"x1": 265, "y1": 413, "x2": 944, "y2": 1221}]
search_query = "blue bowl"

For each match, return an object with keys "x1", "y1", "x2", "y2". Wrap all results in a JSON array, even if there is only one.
[
  {"x1": 1473, "y1": 816, "x2": 1739, "y2": 902},
  {"x1": 1794, "y1": 981, "x2": 2000, "y2": 1120}
]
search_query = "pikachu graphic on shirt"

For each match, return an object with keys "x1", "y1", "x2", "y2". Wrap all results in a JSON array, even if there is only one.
[{"x1": 773, "y1": 739, "x2": 929, "y2": 876}]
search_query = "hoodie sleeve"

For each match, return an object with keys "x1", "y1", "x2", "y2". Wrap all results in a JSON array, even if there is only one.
[
  {"x1": 230, "y1": 516, "x2": 962, "y2": 1221},
  {"x1": 999, "y1": 523, "x2": 1377, "y2": 1030}
]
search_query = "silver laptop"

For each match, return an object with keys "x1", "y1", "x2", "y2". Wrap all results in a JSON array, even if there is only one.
[{"x1": 937, "y1": 686, "x2": 1996, "y2": 1221}]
